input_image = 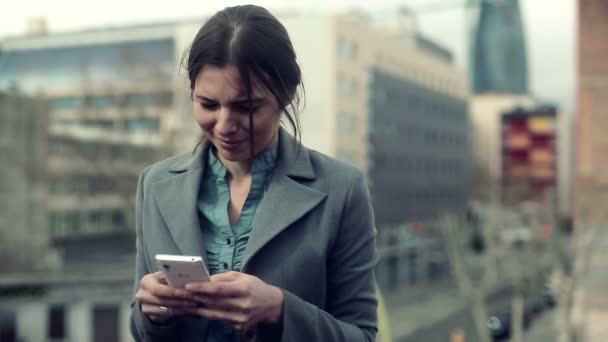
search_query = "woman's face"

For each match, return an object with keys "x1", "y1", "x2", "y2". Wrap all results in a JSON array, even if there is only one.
[{"x1": 193, "y1": 65, "x2": 282, "y2": 162}]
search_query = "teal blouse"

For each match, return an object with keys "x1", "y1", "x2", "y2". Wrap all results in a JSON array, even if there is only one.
[{"x1": 197, "y1": 146, "x2": 278, "y2": 342}]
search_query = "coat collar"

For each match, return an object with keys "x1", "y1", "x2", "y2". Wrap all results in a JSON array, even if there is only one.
[
  {"x1": 152, "y1": 128, "x2": 326, "y2": 268},
  {"x1": 167, "y1": 128, "x2": 316, "y2": 180}
]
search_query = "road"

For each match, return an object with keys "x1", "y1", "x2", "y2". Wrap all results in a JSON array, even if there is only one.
[{"x1": 398, "y1": 288, "x2": 513, "y2": 342}]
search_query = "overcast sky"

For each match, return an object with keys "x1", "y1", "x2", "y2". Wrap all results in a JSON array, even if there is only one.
[{"x1": 0, "y1": 0, "x2": 576, "y2": 111}]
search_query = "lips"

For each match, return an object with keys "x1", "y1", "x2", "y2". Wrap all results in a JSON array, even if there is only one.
[{"x1": 217, "y1": 137, "x2": 247, "y2": 151}]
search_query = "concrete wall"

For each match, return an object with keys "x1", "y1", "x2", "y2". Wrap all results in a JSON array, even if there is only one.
[
  {"x1": 557, "y1": 111, "x2": 574, "y2": 219},
  {"x1": 577, "y1": 0, "x2": 608, "y2": 186},
  {"x1": 575, "y1": 1, "x2": 608, "y2": 341},
  {"x1": 172, "y1": 22, "x2": 204, "y2": 154},
  {"x1": 16, "y1": 302, "x2": 46, "y2": 342},
  {"x1": 0, "y1": 93, "x2": 53, "y2": 271},
  {"x1": 69, "y1": 301, "x2": 92, "y2": 342},
  {"x1": 281, "y1": 15, "x2": 335, "y2": 157}
]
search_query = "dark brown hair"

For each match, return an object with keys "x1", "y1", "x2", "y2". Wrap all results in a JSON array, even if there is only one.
[{"x1": 183, "y1": 5, "x2": 304, "y2": 154}]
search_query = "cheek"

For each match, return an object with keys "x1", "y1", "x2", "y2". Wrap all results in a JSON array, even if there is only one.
[
  {"x1": 194, "y1": 107, "x2": 215, "y2": 131},
  {"x1": 252, "y1": 112, "x2": 281, "y2": 137}
]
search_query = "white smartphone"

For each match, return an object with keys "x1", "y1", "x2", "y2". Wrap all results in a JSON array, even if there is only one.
[{"x1": 155, "y1": 254, "x2": 211, "y2": 288}]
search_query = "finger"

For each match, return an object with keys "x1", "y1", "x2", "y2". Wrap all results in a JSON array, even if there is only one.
[
  {"x1": 143, "y1": 278, "x2": 191, "y2": 299},
  {"x1": 136, "y1": 292, "x2": 198, "y2": 308},
  {"x1": 141, "y1": 303, "x2": 191, "y2": 317},
  {"x1": 152, "y1": 271, "x2": 169, "y2": 285},
  {"x1": 185, "y1": 281, "x2": 246, "y2": 297},
  {"x1": 190, "y1": 295, "x2": 247, "y2": 312},
  {"x1": 187, "y1": 307, "x2": 248, "y2": 328},
  {"x1": 210, "y1": 271, "x2": 241, "y2": 282}
]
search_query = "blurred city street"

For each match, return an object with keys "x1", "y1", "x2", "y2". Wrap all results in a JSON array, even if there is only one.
[{"x1": 1, "y1": 0, "x2": 605, "y2": 341}]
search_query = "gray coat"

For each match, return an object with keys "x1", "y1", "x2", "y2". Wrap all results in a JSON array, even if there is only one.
[{"x1": 130, "y1": 129, "x2": 378, "y2": 341}]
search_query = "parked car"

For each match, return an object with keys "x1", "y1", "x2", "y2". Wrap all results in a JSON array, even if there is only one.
[
  {"x1": 488, "y1": 311, "x2": 511, "y2": 340},
  {"x1": 488, "y1": 308, "x2": 534, "y2": 341},
  {"x1": 488, "y1": 287, "x2": 554, "y2": 340},
  {"x1": 526, "y1": 292, "x2": 547, "y2": 316},
  {"x1": 541, "y1": 284, "x2": 557, "y2": 307}
]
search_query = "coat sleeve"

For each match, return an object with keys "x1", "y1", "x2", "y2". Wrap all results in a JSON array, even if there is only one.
[
  {"x1": 129, "y1": 168, "x2": 181, "y2": 341},
  {"x1": 259, "y1": 171, "x2": 379, "y2": 341}
]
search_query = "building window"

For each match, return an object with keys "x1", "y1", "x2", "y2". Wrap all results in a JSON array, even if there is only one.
[
  {"x1": 338, "y1": 75, "x2": 357, "y2": 95},
  {"x1": 112, "y1": 210, "x2": 125, "y2": 228},
  {"x1": 52, "y1": 96, "x2": 81, "y2": 111},
  {"x1": 51, "y1": 212, "x2": 67, "y2": 237},
  {"x1": 93, "y1": 305, "x2": 119, "y2": 342},
  {"x1": 67, "y1": 212, "x2": 81, "y2": 233},
  {"x1": 337, "y1": 113, "x2": 356, "y2": 131},
  {"x1": 81, "y1": 119, "x2": 114, "y2": 130},
  {"x1": 337, "y1": 37, "x2": 357, "y2": 60},
  {"x1": 124, "y1": 92, "x2": 172, "y2": 108},
  {"x1": 0, "y1": 310, "x2": 16, "y2": 342},
  {"x1": 125, "y1": 117, "x2": 160, "y2": 133},
  {"x1": 85, "y1": 95, "x2": 114, "y2": 109},
  {"x1": 48, "y1": 305, "x2": 66, "y2": 339}
]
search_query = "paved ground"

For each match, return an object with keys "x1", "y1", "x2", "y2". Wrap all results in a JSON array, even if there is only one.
[
  {"x1": 383, "y1": 280, "x2": 556, "y2": 342},
  {"x1": 524, "y1": 309, "x2": 558, "y2": 342},
  {"x1": 383, "y1": 283, "x2": 466, "y2": 340}
]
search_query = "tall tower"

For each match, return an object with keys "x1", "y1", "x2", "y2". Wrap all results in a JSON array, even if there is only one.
[{"x1": 470, "y1": 0, "x2": 529, "y2": 94}]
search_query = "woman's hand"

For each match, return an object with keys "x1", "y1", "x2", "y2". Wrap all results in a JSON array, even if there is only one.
[
  {"x1": 184, "y1": 271, "x2": 284, "y2": 330},
  {"x1": 136, "y1": 271, "x2": 199, "y2": 322}
]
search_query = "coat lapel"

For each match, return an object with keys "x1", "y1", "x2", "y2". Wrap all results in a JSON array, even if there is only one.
[
  {"x1": 242, "y1": 129, "x2": 327, "y2": 270},
  {"x1": 151, "y1": 142, "x2": 209, "y2": 257},
  {"x1": 148, "y1": 130, "x2": 327, "y2": 269}
]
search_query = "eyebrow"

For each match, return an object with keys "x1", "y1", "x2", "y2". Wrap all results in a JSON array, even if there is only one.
[{"x1": 194, "y1": 95, "x2": 266, "y2": 105}]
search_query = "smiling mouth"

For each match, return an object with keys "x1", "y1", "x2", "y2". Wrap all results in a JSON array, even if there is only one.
[
  {"x1": 218, "y1": 137, "x2": 246, "y2": 144},
  {"x1": 217, "y1": 137, "x2": 247, "y2": 150}
]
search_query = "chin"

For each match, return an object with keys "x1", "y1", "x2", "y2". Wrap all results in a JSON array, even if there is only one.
[{"x1": 216, "y1": 149, "x2": 251, "y2": 162}]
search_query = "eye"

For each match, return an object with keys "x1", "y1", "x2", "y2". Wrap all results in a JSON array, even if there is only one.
[
  {"x1": 200, "y1": 102, "x2": 219, "y2": 111},
  {"x1": 234, "y1": 105, "x2": 259, "y2": 114}
]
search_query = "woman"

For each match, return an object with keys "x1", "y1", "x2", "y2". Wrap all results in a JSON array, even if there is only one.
[{"x1": 130, "y1": 5, "x2": 378, "y2": 342}]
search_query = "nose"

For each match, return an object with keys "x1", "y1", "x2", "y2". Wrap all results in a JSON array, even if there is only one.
[{"x1": 216, "y1": 106, "x2": 238, "y2": 135}]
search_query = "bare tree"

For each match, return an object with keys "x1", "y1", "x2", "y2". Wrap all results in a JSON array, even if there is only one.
[
  {"x1": 549, "y1": 188, "x2": 603, "y2": 342},
  {"x1": 439, "y1": 196, "x2": 565, "y2": 342},
  {"x1": 439, "y1": 213, "x2": 494, "y2": 342}
]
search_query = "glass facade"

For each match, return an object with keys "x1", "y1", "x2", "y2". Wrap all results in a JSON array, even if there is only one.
[
  {"x1": 50, "y1": 92, "x2": 173, "y2": 112},
  {"x1": 368, "y1": 69, "x2": 471, "y2": 225},
  {"x1": 125, "y1": 117, "x2": 160, "y2": 133},
  {"x1": 471, "y1": 0, "x2": 529, "y2": 94},
  {"x1": 0, "y1": 39, "x2": 175, "y2": 93}
]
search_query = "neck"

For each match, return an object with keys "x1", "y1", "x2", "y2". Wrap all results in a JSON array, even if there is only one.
[
  {"x1": 221, "y1": 158, "x2": 252, "y2": 182},
  {"x1": 219, "y1": 131, "x2": 279, "y2": 182}
]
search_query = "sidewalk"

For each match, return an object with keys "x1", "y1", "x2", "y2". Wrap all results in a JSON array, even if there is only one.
[
  {"x1": 382, "y1": 252, "x2": 493, "y2": 341},
  {"x1": 524, "y1": 309, "x2": 557, "y2": 341},
  {"x1": 383, "y1": 283, "x2": 466, "y2": 340}
]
